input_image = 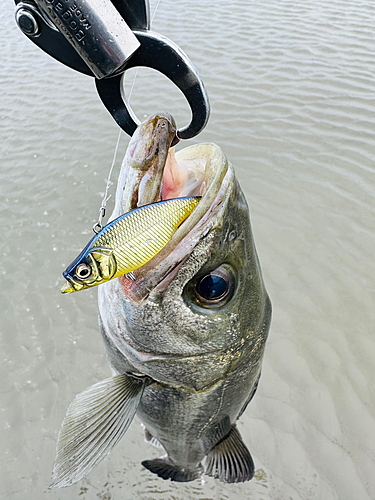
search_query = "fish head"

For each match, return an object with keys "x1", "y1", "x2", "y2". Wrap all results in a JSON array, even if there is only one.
[
  {"x1": 100, "y1": 114, "x2": 271, "y2": 391},
  {"x1": 61, "y1": 247, "x2": 116, "y2": 294},
  {"x1": 129, "y1": 143, "x2": 269, "y2": 352}
]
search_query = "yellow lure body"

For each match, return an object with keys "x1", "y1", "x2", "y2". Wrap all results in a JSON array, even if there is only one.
[{"x1": 61, "y1": 197, "x2": 200, "y2": 293}]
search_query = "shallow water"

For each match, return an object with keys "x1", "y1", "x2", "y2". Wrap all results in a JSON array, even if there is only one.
[{"x1": 1, "y1": 0, "x2": 375, "y2": 499}]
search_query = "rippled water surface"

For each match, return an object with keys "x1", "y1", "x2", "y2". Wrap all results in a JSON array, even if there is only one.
[{"x1": 1, "y1": 1, "x2": 375, "y2": 499}]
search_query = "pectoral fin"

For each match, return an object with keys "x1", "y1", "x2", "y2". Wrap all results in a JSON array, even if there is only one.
[
  {"x1": 50, "y1": 374, "x2": 145, "y2": 488},
  {"x1": 205, "y1": 425, "x2": 254, "y2": 483}
]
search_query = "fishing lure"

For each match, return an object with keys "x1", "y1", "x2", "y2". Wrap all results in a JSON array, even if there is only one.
[{"x1": 61, "y1": 197, "x2": 201, "y2": 293}]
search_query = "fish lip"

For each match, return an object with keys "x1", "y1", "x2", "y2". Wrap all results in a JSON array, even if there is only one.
[
  {"x1": 119, "y1": 112, "x2": 177, "y2": 214},
  {"x1": 137, "y1": 114, "x2": 176, "y2": 165}
]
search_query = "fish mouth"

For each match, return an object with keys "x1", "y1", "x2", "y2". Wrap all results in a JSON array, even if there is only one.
[{"x1": 113, "y1": 113, "x2": 233, "y2": 305}]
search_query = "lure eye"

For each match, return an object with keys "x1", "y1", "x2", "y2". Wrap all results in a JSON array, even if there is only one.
[
  {"x1": 186, "y1": 264, "x2": 236, "y2": 309},
  {"x1": 75, "y1": 263, "x2": 92, "y2": 280}
]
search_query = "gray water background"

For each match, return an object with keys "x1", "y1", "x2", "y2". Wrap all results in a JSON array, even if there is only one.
[{"x1": 1, "y1": 0, "x2": 374, "y2": 498}]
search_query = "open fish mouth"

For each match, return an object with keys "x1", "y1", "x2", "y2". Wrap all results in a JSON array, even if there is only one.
[{"x1": 113, "y1": 113, "x2": 233, "y2": 305}]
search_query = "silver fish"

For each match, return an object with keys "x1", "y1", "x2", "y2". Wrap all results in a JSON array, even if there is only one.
[{"x1": 51, "y1": 112, "x2": 272, "y2": 487}]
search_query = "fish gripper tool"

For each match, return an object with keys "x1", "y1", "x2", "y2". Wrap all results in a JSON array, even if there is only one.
[{"x1": 14, "y1": 0, "x2": 210, "y2": 143}]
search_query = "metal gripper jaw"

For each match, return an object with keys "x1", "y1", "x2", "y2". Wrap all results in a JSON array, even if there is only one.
[{"x1": 14, "y1": 0, "x2": 210, "y2": 142}]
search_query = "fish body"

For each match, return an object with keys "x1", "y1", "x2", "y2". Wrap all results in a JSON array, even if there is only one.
[
  {"x1": 61, "y1": 197, "x2": 200, "y2": 293},
  {"x1": 52, "y1": 113, "x2": 271, "y2": 487}
]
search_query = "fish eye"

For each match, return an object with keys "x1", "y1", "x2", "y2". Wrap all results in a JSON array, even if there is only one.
[
  {"x1": 186, "y1": 264, "x2": 236, "y2": 309},
  {"x1": 75, "y1": 263, "x2": 92, "y2": 280}
]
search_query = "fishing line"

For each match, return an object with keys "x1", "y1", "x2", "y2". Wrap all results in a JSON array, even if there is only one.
[
  {"x1": 151, "y1": 0, "x2": 162, "y2": 22},
  {"x1": 93, "y1": 0, "x2": 162, "y2": 234}
]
